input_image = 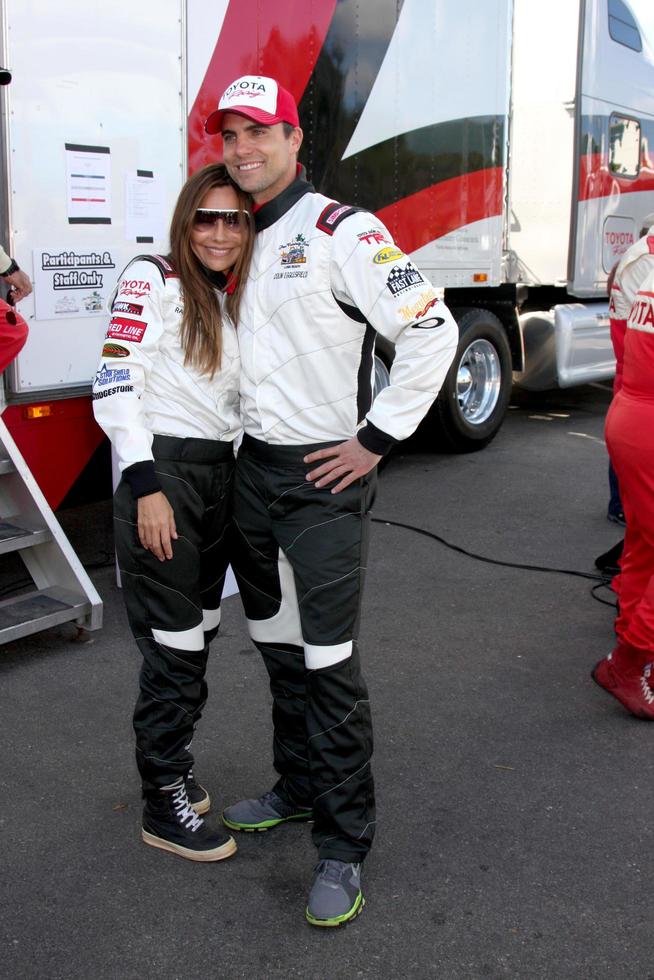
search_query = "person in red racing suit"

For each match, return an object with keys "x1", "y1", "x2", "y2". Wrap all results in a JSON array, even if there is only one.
[
  {"x1": 0, "y1": 298, "x2": 28, "y2": 373},
  {"x1": 594, "y1": 267, "x2": 654, "y2": 718},
  {"x1": 604, "y1": 222, "x2": 654, "y2": 587}
]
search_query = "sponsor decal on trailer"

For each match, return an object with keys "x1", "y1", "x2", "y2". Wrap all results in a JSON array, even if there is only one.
[
  {"x1": 107, "y1": 317, "x2": 147, "y2": 343},
  {"x1": 386, "y1": 262, "x2": 425, "y2": 297}
]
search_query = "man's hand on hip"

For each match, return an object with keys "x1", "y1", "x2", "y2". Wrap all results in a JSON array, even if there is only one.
[{"x1": 304, "y1": 436, "x2": 382, "y2": 494}]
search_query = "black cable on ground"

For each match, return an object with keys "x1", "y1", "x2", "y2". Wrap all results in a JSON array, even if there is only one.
[
  {"x1": 372, "y1": 517, "x2": 615, "y2": 609},
  {"x1": 591, "y1": 581, "x2": 618, "y2": 609}
]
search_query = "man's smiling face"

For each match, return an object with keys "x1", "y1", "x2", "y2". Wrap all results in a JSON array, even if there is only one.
[{"x1": 221, "y1": 112, "x2": 303, "y2": 205}]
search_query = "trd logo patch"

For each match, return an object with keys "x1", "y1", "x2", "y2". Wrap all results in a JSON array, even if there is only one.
[
  {"x1": 386, "y1": 262, "x2": 425, "y2": 296},
  {"x1": 357, "y1": 229, "x2": 391, "y2": 246}
]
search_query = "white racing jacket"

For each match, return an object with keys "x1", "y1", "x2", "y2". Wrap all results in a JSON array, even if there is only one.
[
  {"x1": 239, "y1": 173, "x2": 459, "y2": 455},
  {"x1": 92, "y1": 255, "x2": 240, "y2": 495}
]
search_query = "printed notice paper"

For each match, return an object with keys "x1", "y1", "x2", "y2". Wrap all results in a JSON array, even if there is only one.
[
  {"x1": 125, "y1": 170, "x2": 166, "y2": 242},
  {"x1": 66, "y1": 144, "x2": 111, "y2": 224}
]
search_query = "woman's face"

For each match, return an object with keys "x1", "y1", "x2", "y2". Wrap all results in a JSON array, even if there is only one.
[{"x1": 190, "y1": 184, "x2": 247, "y2": 272}]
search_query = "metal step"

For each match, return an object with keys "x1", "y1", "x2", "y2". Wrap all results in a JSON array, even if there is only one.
[
  {"x1": 0, "y1": 586, "x2": 91, "y2": 643},
  {"x1": 0, "y1": 415, "x2": 103, "y2": 643},
  {"x1": 0, "y1": 518, "x2": 51, "y2": 555}
]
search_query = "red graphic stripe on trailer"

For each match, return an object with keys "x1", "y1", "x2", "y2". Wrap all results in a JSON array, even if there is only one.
[
  {"x1": 3, "y1": 398, "x2": 105, "y2": 510},
  {"x1": 188, "y1": 1, "x2": 338, "y2": 174},
  {"x1": 579, "y1": 153, "x2": 654, "y2": 201},
  {"x1": 376, "y1": 167, "x2": 504, "y2": 255}
]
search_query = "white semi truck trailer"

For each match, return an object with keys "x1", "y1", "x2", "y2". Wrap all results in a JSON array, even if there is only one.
[{"x1": 2, "y1": 0, "x2": 654, "y2": 505}]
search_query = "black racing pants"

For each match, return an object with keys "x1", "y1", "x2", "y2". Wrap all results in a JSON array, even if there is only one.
[
  {"x1": 231, "y1": 434, "x2": 376, "y2": 863},
  {"x1": 113, "y1": 434, "x2": 234, "y2": 794}
]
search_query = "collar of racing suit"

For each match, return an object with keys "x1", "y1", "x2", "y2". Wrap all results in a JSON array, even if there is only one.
[
  {"x1": 253, "y1": 166, "x2": 315, "y2": 232},
  {"x1": 201, "y1": 267, "x2": 237, "y2": 294}
]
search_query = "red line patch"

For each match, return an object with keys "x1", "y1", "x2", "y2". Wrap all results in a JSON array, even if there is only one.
[{"x1": 107, "y1": 317, "x2": 147, "y2": 343}]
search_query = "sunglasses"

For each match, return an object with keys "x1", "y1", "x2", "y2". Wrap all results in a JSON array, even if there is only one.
[{"x1": 193, "y1": 208, "x2": 249, "y2": 228}]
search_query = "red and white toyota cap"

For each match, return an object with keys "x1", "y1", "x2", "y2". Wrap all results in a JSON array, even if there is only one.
[{"x1": 205, "y1": 75, "x2": 299, "y2": 134}]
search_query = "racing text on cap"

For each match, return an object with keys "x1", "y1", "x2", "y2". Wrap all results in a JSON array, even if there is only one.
[{"x1": 219, "y1": 76, "x2": 278, "y2": 115}]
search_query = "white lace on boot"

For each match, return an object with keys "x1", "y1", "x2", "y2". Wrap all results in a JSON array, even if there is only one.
[{"x1": 170, "y1": 780, "x2": 202, "y2": 832}]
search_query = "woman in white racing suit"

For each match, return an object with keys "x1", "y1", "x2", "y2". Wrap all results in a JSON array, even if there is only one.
[{"x1": 92, "y1": 164, "x2": 253, "y2": 862}]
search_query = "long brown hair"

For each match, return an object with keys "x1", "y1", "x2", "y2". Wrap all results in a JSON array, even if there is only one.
[{"x1": 169, "y1": 164, "x2": 253, "y2": 377}]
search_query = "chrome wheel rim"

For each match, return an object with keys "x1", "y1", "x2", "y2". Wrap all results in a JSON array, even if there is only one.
[{"x1": 456, "y1": 339, "x2": 501, "y2": 425}]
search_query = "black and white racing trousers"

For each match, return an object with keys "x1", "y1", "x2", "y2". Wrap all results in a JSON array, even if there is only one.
[
  {"x1": 113, "y1": 434, "x2": 234, "y2": 794},
  {"x1": 231, "y1": 434, "x2": 376, "y2": 863}
]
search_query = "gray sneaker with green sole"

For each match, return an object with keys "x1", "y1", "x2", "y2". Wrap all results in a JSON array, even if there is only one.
[
  {"x1": 222, "y1": 789, "x2": 312, "y2": 832},
  {"x1": 306, "y1": 860, "x2": 364, "y2": 927}
]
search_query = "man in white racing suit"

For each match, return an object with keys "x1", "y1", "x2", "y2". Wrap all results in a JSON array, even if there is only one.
[{"x1": 205, "y1": 75, "x2": 458, "y2": 925}]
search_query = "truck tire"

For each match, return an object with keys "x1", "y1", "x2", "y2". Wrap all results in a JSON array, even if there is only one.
[
  {"x1": 373, "y1": 351, "x2": 391, "y2": 398},
  {"x1": 372, "y1": 350, "x2": 393, "y2": 470},
  {"x1": 429, "y1": 307, "x2": 512, "y2": 452}
]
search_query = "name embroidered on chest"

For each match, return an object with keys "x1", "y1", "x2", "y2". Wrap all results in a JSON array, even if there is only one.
[{"x1": 274, "y1": 234, "x2": 309, "y2": 280}]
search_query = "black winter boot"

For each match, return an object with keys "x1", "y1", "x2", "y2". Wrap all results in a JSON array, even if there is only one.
[{"x1": 142, "y1": 778, "x2": 236, "y2": 862}]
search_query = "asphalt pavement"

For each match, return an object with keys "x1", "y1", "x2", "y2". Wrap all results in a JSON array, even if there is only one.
[{"x1": 2, "y1": 383, "x2": 648, "y2": 980}]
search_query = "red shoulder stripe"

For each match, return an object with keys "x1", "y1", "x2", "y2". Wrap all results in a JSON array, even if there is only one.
[{"x1": 316, "y1": 202, "x2": 361, "y2": 236}]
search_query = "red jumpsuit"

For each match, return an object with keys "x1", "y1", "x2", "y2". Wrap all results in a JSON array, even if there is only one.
[
  {"x1": 606, "y1": 274, "x2": 654, "y2": 653},
  {"x1": 608, "y1": 233, "x2": 654, "y2": 395},
  {"x1": 606, "y1": 236, "x2": 654, "y2": 591},
  {"x1": 0, "y1": 298, "x2": 28, "y2": 373}
]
